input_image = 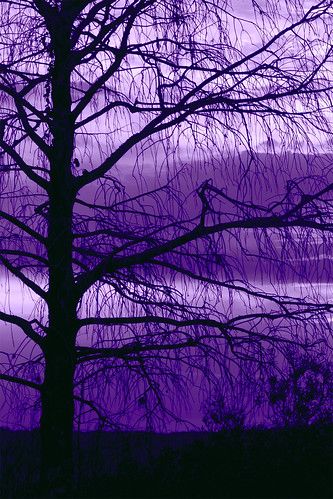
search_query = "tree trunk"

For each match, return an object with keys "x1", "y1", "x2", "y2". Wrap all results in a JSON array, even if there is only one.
[
  {"x1": 40, "y1": 12, "x2": 77, "y2": 496},
  {"x1": 40, "y1": 339, "x2": 75, "y2": 496},
  {"x1": 39, "y1": 12, "x2": 77, "y2": 495},
  {"x1": 41, "y1": 185, "x2": 77, "y2": 496},
  {"x1": 41, "y1": 242, "x2": 77, "y2": 496}
]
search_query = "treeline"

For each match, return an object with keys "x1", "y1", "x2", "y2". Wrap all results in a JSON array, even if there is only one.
[{"x1": 1, "y1": 425, "x2": 332, "y2": 498}]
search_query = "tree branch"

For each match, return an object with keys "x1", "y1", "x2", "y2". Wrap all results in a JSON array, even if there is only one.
[
  {"x1": 0, "y1": 373, "x2": 41, "y2": 391},
  {"x1": 0, "y1": 311, "x2": 45, "y2": 347},
  {"x1": 75, "y1": 212, "x2": 333, "y2": 295},
  {"x1": 0, "y1": 138, "x2": 49, "y2": 191},
  {"x1": 0, "y1": 209, "x2": 46, "y2": 244},
  {"x1": 0, "y1": 255, "x2": 47, "y2": 300}
]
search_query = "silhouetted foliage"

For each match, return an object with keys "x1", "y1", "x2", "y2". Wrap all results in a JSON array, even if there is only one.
[
  {"x1": 267, "y1": 349, "x2": 333, "y2": 427},
  {"x1": 202, "y1": 393, "x2": 245, "y2": 431}
]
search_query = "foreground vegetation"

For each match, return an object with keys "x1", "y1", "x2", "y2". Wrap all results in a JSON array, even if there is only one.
[{"x1": 0, "y1": 425, "x2": 332, "y2": 498}]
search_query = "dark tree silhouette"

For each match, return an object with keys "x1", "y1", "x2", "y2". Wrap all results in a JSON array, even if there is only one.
[
  {"x1": 202, "y1": 390, "x2": 246, "y2": 432},
  {"x1": 0, "y1": 0, "x2": 333, "y2": 494},
  {"x1": 266, "y1": 347, "x2": 333, "y2": 427}
]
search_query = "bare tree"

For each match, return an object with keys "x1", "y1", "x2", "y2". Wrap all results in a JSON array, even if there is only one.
[{"x1": 0, "y1": 0, "x2": 333, "y2": 494}]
